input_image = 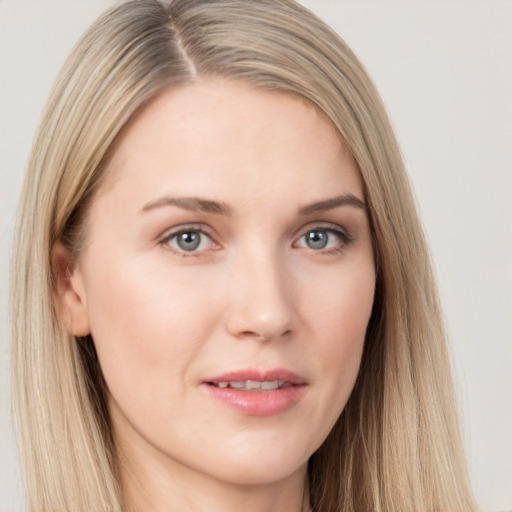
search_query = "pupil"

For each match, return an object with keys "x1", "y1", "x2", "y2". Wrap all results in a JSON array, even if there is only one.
[
  {"x1": 178, "y1": 232, "x2": 200, "y2": 251},
  {"x1": 306, "y1": 230, "x2": 328, "y2": 249}
]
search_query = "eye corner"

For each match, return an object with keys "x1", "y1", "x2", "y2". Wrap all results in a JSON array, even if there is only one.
[
  {"x1": 293, "y1": 224, "x2": 354, "y2": 254},
  {"x1": 158, "y1": 225, "x2": 222, "y2": 257}
]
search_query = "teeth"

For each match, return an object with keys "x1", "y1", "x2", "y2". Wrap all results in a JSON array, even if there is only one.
[
  {"x1": 246, "y1": 380, "x2": 260, "y2": 390},
  {"x1": 260, "y1": 380, "x2": 280, "y2": 390},
  {"x1": 213, "y1": 380, "x2": 284, "y2": 390}
]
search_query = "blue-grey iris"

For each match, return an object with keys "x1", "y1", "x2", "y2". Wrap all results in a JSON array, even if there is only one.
[
  {"x1": 177, "y1": 232, "x2": 201, "y2": 251},
  {"x1": 306, "y1": 230, "x2": 328, "y2": 249}
]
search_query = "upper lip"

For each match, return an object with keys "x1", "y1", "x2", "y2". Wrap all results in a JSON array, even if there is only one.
[{"x1": 204, "y1": 368, "x2": 307, "y2": 385}]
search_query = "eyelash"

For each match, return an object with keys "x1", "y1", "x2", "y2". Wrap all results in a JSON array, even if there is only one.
[
  {"x1": 159, "y1": 224, "x2": 219, "y2": 257},
  {"x1": 294, "y1": 224, "x2": 354, "y2": 255},
  {"x1": 159, "y1": 223, "x2": 353, "y2": 257}
]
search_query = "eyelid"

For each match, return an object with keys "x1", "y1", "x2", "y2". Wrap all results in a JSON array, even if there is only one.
[
  {"x1": 293, "y1": 222, "x2": 353, "y2": 251},
  {"x1": 294, "y1": 222, "x2": 351, "y2": 239},
  {"x1": 158, "y1": 223, "x2": 221, "y2": 256}
]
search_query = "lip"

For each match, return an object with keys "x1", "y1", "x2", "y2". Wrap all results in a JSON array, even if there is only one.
[{"x1": 202, "y1": 368, "x2": 307, "y2": 417}]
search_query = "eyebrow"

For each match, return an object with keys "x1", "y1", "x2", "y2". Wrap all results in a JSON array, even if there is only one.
[
  {"x1": 139, "y1": 193, "x2": 365, "y2": 217},
  {"x1": 139, "y1": 196, "x2": 233, "y2": 216},
  {"x1": 298, "y1": 194, "x2": 366, "y2": 215}
]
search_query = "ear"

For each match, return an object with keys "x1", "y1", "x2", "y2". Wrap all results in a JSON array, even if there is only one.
[{"x1": 51, "y1": 242, "x2": 91, "y2": 337}]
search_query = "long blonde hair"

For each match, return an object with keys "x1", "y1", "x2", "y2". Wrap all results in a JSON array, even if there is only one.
[{"x1": 11, "y1": 1, "x2": 478, "y2": 511}]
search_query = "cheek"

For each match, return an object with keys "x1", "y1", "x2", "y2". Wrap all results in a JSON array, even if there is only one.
[
  {"x1": 82, "y1": 255, "x2": 218, "y2": 397},
  {"x1": 303, "y1": 255, "x2": 375, "y2": 348},
  {"x1": 302, "y1": 260, "x2": 374, "y2": 423}
]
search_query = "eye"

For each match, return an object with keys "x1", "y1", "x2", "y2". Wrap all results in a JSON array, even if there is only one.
[
  {"x1": 294, "y1": 226, "x2": 350, "y2": 252},
  {"x1": 303, "y1": 230, "x2": 330, "y2": 250},
  {"x1": 162, "y1": 228, "x2": 217, "y2": 255}
]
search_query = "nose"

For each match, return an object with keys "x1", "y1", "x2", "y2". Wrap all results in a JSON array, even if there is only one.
[{"x1": 224, "y1": 246, "x2": 294, "y2": 342}]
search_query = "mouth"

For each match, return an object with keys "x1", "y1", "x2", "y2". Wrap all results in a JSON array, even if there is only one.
[
  {"x1": 206, "y1": 379, "x2": 290, "y2": 391},
  {"x1": 204, "y1": 368, "x2": 306, "y2": 389},
  {"x1": 202, "y1": 369, "x2": 307, "y2": 416}
]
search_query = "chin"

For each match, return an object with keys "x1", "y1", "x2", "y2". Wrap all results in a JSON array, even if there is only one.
[
  {"x1": 189, "y1": 434, "x2": 313, "y2": 486},
  {"x1": 211, "y1": 458, "x2": 308, "y2": 487}
]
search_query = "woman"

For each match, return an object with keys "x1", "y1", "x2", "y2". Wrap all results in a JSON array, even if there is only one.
[{"x1": 10, "y1": 0, "x2": 479, "y2": 511}]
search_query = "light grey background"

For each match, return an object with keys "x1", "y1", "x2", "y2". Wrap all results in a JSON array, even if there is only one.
[{"x1": 1, "y1": 1, "x2": 511, "y2": 511}]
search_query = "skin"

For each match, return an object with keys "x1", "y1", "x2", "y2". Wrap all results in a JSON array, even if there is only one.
[{"x1": 54, "y1": 80, "x2": 375, "y2": 512}]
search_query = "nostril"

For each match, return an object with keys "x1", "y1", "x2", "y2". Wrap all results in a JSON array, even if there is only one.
[
  {"x1": 248, "y1": 331, "x2": 271, "y2": 342},
  {"x1": 238, "y1": 329, "x2": 292, "y2": 342}
]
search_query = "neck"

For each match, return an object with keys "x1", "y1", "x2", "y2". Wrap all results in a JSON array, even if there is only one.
[
  {"x1": 117, "y1": 429, "x2": 310, "y2": 512},
  {"x1": 121, "y1": 457, "x2": 309, "y2": 512}
]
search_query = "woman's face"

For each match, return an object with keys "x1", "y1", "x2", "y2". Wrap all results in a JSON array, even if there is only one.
[{"x1": 61, "y1": 81, "x2": 375, "y2": 488}]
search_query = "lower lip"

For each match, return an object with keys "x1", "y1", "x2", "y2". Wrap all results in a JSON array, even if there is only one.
[{"x1": 204, "y1": 384, "x2": 305, "y2": 416}]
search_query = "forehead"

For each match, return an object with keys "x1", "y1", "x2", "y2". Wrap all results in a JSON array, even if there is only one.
[{"x1": 99, "y1": 79, "x2": 362, "y2": 209}]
